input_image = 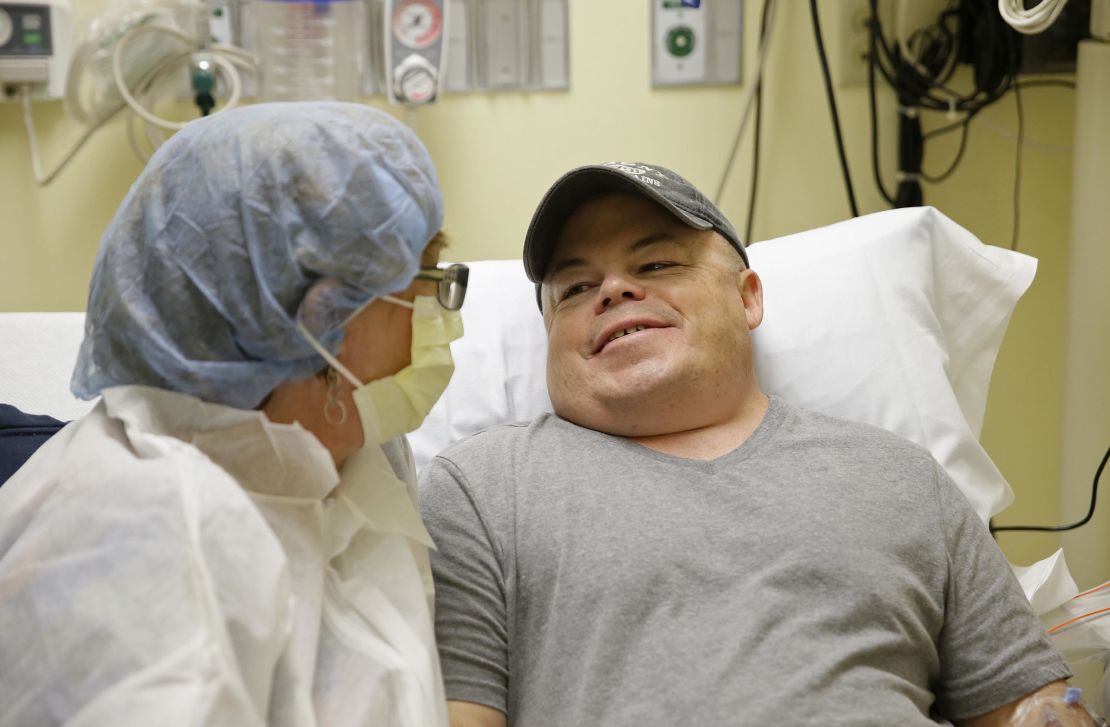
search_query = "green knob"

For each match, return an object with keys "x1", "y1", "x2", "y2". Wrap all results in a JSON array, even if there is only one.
[{"x1": 666, "y1": 25, "x2": 695, "y2": 57}]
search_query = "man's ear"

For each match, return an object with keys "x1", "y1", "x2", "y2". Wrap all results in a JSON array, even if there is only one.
[{"x1": 738, "y1": 269, "x2": 764, "y2": 330}]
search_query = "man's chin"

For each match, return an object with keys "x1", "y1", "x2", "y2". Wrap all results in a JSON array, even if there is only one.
[{"x1": 551, "y1": 385, "x2": 681, "y2": 437}]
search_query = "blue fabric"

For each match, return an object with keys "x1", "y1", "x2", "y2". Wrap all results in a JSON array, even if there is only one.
[
  {"x1": 0, "y1": 404, "x2": 65, "y2": 486},
  {"x1": 72, "y1": 102, "x2": 443, "y2": 409}
]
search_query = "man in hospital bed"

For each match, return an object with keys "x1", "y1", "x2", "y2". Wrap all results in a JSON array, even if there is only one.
[{"x1": 419, "y1": 162, "x2": 1093, "y2": 726}]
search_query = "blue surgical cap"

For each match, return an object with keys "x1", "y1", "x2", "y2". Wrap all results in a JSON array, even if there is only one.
[{"x1": 71, "y1": 102, "x2": 443, "y2": 409}]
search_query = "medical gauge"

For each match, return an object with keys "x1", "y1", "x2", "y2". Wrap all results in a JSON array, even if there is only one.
[
  {"x1": 0, "y1": 0, "x2": 72, "y2": 99},
  {"x1": 384, "y1": 0, "x2": 447, "y2": 105}
]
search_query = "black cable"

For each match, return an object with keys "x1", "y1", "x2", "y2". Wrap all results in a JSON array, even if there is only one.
[
  {"x1": 920, "y1": 114, "x2": 972, "y2": 183},
  {"x1": 1011, "y1": 77, "x2": 1024, "y2": 251},
  {"x1": 867, "y1": 0, "x2": 1037, "y2": 202},
  {"x1": 195, "y1": 92, "x2": 215, "y2": 116},
  {"x1": 921, "y1": 82, "x2": 1071, "y2": 145},
  {"x1": 746, "y1": 85, "x2": 762, "y2": 243},
  {"x1": 746, "y1": 0, "x2": 774, "y2": 244},
  {"x1": 919, "y1": 77, "x2": 1071, "y2": 183},
  {"x1": 809, "y1": 0, "x2": 859, "y2": 218},
  {"x1": 869, "y1": 2, "x2": 1017, "y2": 115},
  {"x1": 923, "y1": 114, "x2": 971, "y2": 142},
  {"x1": 894, "y1": 70, "x2": 924, "y2": 207},
  {"x1": 992, "y1": 444, "x2": 1110, "y2": 535},
  {"x1": 868, "y1": 3, "x2": 895, "y2": 206}
]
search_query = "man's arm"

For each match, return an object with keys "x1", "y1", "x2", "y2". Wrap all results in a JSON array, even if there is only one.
[
  {"x1": 420, "y1": 454, "x2": 513, "y2": 717},
  {"x1": 957, "y1": 680, "x2": 1101, "y2": 726},
  {"x1": 449, "y1": 699, "x2": 507, "y2": 727},
  {"x1": 930, "y1": 461, "x2": 1074, "y2": 721}
]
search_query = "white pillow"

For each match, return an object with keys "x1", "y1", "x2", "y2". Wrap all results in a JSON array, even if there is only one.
[
  {"x1": 749, "y1": 207, "x2": 1034, "y2": 521},
  {"x1": 409, "y1": 260, "x2": 552, "y2": 464},
  {"x1": 0, "y1": 313, "x2": 96, "y2": 421},
  {"x1": 409, "y1": 206, "x2": 1036, "y2": 523}
]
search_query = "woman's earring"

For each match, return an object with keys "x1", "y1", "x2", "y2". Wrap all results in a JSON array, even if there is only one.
[{"x1": 324, "y1": 367, "x2": 348, "y2": 425}]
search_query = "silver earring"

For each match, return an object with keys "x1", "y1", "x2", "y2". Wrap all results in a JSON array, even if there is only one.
[{"x1": 324, "y1": 367, "x2": 348, "y2": 425}]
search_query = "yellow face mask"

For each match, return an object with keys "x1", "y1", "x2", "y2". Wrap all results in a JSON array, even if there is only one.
[
  {"x1": 300, "y1": 295, "x2": 464, "y2": 444},
  {"x1": 358, "y1": 294, "x2": 463, "y2": 443}
]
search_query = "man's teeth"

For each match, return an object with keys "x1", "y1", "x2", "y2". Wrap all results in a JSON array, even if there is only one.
[{"x1": 608, "y1": 325, "x2": 646, "y2": 343}]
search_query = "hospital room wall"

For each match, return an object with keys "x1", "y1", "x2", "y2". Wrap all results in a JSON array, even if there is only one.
[{"x1": 0, "y1": 2, "x2": 1088, "y2": 573}]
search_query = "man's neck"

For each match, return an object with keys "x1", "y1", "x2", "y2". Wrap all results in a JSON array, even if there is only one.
[{"x1": 629, "y1": 392, "x2": 770, "y2": 461}]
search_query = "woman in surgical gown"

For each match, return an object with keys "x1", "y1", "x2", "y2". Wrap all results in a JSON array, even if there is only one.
[{"x1": 0, "y1": 103, "x2": 461, "y2": 726}]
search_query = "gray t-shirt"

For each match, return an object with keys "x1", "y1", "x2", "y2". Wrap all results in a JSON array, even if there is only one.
[{"x1": 419, "y1": 397, "x2": 1070, "y2": 726}]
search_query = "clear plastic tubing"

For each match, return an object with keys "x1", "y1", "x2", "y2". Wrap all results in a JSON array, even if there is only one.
[{"x1": 254, "y1": 0, "x2": 362, "y2": 101}]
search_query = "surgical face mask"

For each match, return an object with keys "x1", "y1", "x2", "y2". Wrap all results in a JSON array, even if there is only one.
[{"x1": 301, "y1": 295, "x2": 463, "y2": 445}]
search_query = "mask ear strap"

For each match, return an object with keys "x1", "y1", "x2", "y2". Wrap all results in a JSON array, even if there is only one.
[
  {"x1": 297, "y1": 321, "x2": 364, "y2": 389},
  {"x1": 381, "y1": 294, "x2": 415, "y2": 310}
]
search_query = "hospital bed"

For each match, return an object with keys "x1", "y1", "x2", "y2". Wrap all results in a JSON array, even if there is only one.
[
  {"x1": 1, "y1": 205, "x2": 1104, "y2": 711},
  {"x1": 0, "y1": 206, "x2": 1029, "y2": 520}
]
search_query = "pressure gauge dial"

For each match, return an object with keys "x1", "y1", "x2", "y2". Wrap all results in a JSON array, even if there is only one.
[
  {"x1": 394, "y1": 54, "x2": 438, "y2": 105},
  {"x1": 392, "y1": 0, "x2": 443, "y2": 50},
  {"x1": 0, "y1": 10, "x2": 13, "y2": 49}
]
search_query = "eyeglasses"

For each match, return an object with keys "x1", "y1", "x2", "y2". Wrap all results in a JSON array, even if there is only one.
[{"x1": 416, "y1": 263, "x2": 469, "y2": 311}]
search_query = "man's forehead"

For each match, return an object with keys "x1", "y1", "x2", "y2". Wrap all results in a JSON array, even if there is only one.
[{"x1": 549, "y1": 232, "x2": 686, "y2": 272}]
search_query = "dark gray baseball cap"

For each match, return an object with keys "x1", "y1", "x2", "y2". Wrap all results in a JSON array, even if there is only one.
[{"x1": 523, "y1": 161, "x2": 748, "y2": 287}]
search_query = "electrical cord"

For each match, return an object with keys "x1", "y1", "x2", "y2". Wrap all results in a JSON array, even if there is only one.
[
  {"x1": 923, "y1": 113, "x2": 974, "y2": 142},
  {"x1": 998, "y1": 0, "x2": 1071, "y2": 35},
  {"x1": 713, "y1": 0, "x2": 778, "y2": 206},
  {"x1": 1048, "y1": 606, "x2": 1110, "y2": 636},
  {"x1": 868, "y1": 11, "x2": 895, "y2": 206},
  {"x1": 1011, "y1": 77, "x2": 1024, "y2": 250},
  {"x1": 808, "y1": 0, "x2": 859, "y2": 218},
  {"x1": 22, "y1": 7, "x2": 259, "y2": 183},
  {"x1": 20, "y1": 86, "x2": 123, "y2": 186},
  {"x1": 991, "y1": 443, "x2": 1110, "y2": 534},
  {"x1": 745, "y1": 0, "x2": 774, "y2": 244},
  {"x1": 112, "y1": 23, "x2": 247, "y2": 132},
  {"x1": 906, "y1": 76, "x2": 1074, "y2": 190},
  {"x1": 920, "y1": 113, "x2": 973, "y2": 183},
  {"x1": 869, "y1": 2, "x2": 1017, "y2": 115},
  {"x1": 867, "y1": 0, "x2": 1027, "y2": 207},
  {"x1": 917, "y1": 79, "x2": 1072, "y2": 155},
  {"x1": 746, "y1": 81, "x2": 763, "y2": 244}
]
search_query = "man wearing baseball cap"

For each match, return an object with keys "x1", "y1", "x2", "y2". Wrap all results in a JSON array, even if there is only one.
[{"x1": 420, "y1": 162, "x2": 1078, "y2": 727}]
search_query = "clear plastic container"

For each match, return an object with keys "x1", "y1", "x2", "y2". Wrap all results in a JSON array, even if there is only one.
[{"x1": 253, "y1": 0, "x2": 364, "y2": 102}]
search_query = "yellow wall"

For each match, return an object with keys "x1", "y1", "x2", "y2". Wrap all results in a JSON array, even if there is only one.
[{"x1": 0, "y1": 2, "x2": 1088, "y2": 572}]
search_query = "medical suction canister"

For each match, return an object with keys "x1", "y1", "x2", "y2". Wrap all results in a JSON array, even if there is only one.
[{"x1": 254, "y1": 0, "x2": 362, "y2": 102}]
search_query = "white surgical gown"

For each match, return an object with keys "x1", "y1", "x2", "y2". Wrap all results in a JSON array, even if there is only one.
[{"x1": 0, "y1": 386, "x2": 448, "y2": 727}]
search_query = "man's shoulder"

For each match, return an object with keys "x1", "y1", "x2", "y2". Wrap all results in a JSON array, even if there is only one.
[
  {"x1": 428, "y1": 412, "x2": 574, "y2": 470},
  {"x1": 776, "y1": 397, "x2": 938, "y2": 466}
]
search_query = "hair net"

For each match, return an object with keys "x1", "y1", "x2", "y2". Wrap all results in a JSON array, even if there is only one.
[{"x1": 71, "y1": 102, "x2": 443, "y2": 409}]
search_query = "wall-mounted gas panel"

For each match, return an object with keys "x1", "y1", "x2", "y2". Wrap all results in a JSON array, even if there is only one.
[
  {"x1": 652, "y1": 0, "x2": 743, "y2": 87},
  {"x1": 364, "y1": 0, "x2": 567, "y2": 95},
  {"x1": 444, "y1": 0, "x2": 568, "y2": 92},
  {"x1": 228, "y1": 0, "x2": 566, "y2": 100}
]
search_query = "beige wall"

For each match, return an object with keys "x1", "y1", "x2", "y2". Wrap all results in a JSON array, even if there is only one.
[{"x1": 0, "y1": 2, "x2": 1089, "y2": 572}]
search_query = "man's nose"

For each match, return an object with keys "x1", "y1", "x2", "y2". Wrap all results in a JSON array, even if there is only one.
[{"x1": 595, "y1": 274, "x2": 646, "y2": 313}]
